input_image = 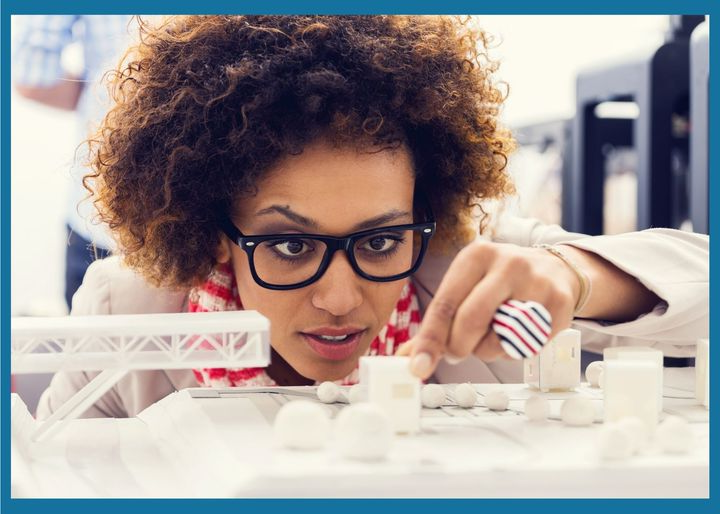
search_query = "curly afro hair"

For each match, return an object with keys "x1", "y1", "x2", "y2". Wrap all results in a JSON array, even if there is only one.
[{"x1": 87, "y1": 15, "x2": 515, "y2": 288}]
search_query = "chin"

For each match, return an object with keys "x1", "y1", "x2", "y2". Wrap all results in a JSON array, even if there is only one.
[{"x1": 302, "y1": 358, "x2": 359, "y2": 382}]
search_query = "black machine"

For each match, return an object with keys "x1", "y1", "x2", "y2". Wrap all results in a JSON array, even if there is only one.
[{"x1": 560, "y1": 15, "x2": 707, "y2": 235}]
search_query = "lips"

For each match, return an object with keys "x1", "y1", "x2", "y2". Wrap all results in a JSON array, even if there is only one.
[{"x1": 300, "y1": 327, "x2": 366, "y2": 361}]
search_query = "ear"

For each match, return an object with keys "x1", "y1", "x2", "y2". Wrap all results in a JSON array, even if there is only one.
[{"x1": 216, "y1": 234, "x2": 232, "y2": 264}]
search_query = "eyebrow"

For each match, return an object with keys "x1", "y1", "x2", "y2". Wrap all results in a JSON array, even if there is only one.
[{"x1": 254, "y1": 205, "x2": 413, "y2": 232}]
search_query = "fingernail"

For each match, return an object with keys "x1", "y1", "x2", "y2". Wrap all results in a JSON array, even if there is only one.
[
  {"x1": 444, "y1": 354, "x2": 464, "y2": 365},
  {"x1": 410, "y1": 352, "x2": 433, "y2": 378}
]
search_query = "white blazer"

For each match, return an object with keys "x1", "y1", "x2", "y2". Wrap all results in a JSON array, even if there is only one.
[{"x1": 35, "y1": 216, "x2": 709, "y2": 419}]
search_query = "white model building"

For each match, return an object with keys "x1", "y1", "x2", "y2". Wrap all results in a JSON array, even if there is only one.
[
  {"x1": 603, "y1": 359, "x2": 661, "y2": 433},
  {"x1": 359, "y1": 356, "x2": 421, "y2": 433},
  {"x1": 523, "y1": 328, "x2": 581, "y2": 392},
  {"x1": 603, "y1": 346, "x2": 663, "y2": 412}
]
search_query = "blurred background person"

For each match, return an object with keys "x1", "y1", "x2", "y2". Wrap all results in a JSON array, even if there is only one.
[{"x1": 12, "y1": 15, "x2": 135, "y2": 311}]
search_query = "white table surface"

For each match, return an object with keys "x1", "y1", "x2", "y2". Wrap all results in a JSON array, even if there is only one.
[{"x1": 11, "y1": 368, "x2": 709, "y2": 498}]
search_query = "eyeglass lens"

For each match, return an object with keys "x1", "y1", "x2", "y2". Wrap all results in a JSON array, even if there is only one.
[{"x1": 251, "y1": 228, "x2": 423, "y2": 286}]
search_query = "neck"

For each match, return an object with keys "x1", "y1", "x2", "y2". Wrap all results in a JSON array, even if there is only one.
[{"x1": 266, "y1": 347, "x2": 315, "y2": 386}]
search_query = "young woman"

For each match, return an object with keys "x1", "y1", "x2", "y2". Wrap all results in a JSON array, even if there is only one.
[{"x1": 37, "y1": 15, "x2": 708, "y2": 418}]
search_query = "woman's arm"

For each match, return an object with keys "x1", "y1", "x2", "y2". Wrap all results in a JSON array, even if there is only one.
[
  {"x1": 557, "y1": 228, "x2": 709, "y2": 351},
  {"x1": 492, "y1": 217, "x2": 708, "y2": 343},
  {"x1": 552, "y1": 244, "x2": 661, "y2": 322},
  {"x1": 35, "y1": 258, "x2": 124, "y2": 419},
  {"x1": 401, "y1": 218, "x2": 709, "y2": 379}
]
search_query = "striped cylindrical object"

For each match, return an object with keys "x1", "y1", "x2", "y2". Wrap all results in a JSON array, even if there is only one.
[{"x1": 492, "y1": 300, "x2": 552, "y2": 359}]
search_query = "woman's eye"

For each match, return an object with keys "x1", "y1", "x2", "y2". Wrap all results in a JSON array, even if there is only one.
[
  {"x1": 364, "y1": 237, "x2": 396, "y2": 252},
  {"x1": 274, "y1": 239, "x2": 310, "y2": 256}
]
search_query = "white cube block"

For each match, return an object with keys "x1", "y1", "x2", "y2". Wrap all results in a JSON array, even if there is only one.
[
  {"x1": 603, "y1": 359, "x2": 661, "y2": 433},
  {"x1": 603, "y1": 346, "x2": 663, "y2": 412},
  {"x1": 695, "y1": 339, "x2": 709, "y2": 409},
  {"x1": 523, "y1": 329, "x2": 581, "y2": 392},
  {"x1": 359, "y1": 356, "x2": 421, "y2": 433}
]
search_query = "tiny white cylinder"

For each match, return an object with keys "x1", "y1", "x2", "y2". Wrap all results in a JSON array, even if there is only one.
[
  {"x1": 360, "y1": 356, "x2": 421, "y2": 434},
  {"x1": 523, "y1": 328, "x2": 581, "y2": 392},
  {"x1": 603, "y1": 346, "x2": 663, "y2": 413},
  {"x1": 603, "y1": 359, "x2": 661, "y2": 433}
]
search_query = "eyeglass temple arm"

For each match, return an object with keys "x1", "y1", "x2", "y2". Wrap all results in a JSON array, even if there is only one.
[{"x1": 218, "y1": 214, "x2": 244, "y2": 244}]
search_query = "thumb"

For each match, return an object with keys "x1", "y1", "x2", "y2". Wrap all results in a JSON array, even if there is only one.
[
  {"x1": 400, "y1": 335, "x2": 438, "y2": 380},
  {"x1": 394, "y1": 340, "x2": 414, "y2": 356},
  {"x1": 394, "y1": 337, "x2": 435, "y2": 379}
]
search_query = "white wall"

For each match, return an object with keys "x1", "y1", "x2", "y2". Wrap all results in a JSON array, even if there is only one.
[{"x1": 480, "y1": 15, "x2": 668, "y2": 127}]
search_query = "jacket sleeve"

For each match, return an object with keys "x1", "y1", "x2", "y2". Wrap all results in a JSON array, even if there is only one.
[
  {"x1": 35, "y1": 256, "x2": 191, "y2": 420},
  {"x1": 35, "y1": 258, "x2": 128, "y2": 419},
  {"x1": 492, "y1": 216, "x2": 709, "y2": 357}
]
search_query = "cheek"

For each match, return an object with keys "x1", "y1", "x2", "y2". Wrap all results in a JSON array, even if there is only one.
[
  {"x1": 231, "y1": 252, "x2": 315, "y2": 359},
  {"x1": 232, "y1": 253, "x2": 294, "y2": 320},
  {"x1": 366, "y1": 280, "x2": 408, "y2": 325},
  {"x1": 231, "y1": 250, "x2": 255, "y2": 301}
]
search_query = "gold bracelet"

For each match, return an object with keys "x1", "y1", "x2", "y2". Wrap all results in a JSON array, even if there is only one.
[{"x1": 533, "y1": 243, "x2": 592, "y2": 317}]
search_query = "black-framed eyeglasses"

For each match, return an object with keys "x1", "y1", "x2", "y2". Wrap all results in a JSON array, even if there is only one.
[{"x1": 219, "y1": 213, "x2": 435, "y2": 291}]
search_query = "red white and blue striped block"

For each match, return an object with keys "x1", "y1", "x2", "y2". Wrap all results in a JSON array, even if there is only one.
[{"x1": 492, "y1": 300, "x2": 552, "y2": 360}]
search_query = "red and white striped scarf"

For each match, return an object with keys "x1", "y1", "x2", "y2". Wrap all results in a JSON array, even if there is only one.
[{"x1": 188, "y1": 262, "x2": 421, "y2": 387}]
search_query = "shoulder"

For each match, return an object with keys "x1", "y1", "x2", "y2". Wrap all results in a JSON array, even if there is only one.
[
  {"x1": 71, "y1": 255, "x2": 189, "y2": 315},
  {"x1": 39, "y1": 255, "x2": 195, "y2": 419},
  {"x1": 489, "y1": 215, "x2": 587, "y2": 247}
]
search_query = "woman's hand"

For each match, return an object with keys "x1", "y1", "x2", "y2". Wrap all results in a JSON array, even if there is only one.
[{"x1": 396, "y1": 241, "x2": 582, "y2": 379}]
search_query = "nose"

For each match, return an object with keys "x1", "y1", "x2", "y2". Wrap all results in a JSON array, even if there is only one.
[{"x1": 310, "y1": 251, "x2": 363, "y2": 317}]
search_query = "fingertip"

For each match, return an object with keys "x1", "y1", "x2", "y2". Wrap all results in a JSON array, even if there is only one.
[
  {"x1": 394, "y1": 342, "x2": 412, "y2": 356},
  {"x1": 409, "y1": 351, "x2": 434, "y2": 379},
  {"x1": 443, "y1": 354, "x2": 464, "y2": 365}
]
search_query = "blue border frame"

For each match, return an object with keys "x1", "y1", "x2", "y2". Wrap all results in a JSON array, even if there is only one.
[
  {"x1": 0, "y1": 0, "x2": 716, "y2": 15},
  {"x1": 1, "y1": 1, "x2": 716, "y2": 512}
]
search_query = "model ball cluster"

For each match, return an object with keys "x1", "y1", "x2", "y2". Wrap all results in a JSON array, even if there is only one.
[
  {"x1": 274, "y1": 401, "x2": 331, "y2": 450},
  {"x1": 421, "y1": 384, "x2": 446, "y2": 409},
  {"x1": 453, "y1": 383, "x2": 478, "y2": 408},
  {"x1": 524, "y1": 395, "x2": 550, "y2": 421},
  {"x1": 316, "y1": 381, "x2": 342, "y2": 404},
  {"x1": 484, "y1": 390, "x2": 509, "y2": 411}
]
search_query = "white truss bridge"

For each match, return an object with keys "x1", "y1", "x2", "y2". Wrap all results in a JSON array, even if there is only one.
[{"x1": 11, "y1": 311, "x2": 270, "y2": 441}]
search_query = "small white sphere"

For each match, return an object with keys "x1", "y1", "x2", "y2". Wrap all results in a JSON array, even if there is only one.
[
  {"x1": 334, "y1": 403, "x2": 393, "y2": 461},
  {"x1": 453, "y1": 383, "x2": 478, "y2": 408},
  {"x1": 484, "y1": 390, "x2": 509, "y2": 411},
  {"x1": 348, "y1": 384, "x2": 367, "y2": 404},
  {"x1": 616, "y1": 416, "x2": 648, "y2": 453},
  {"x1": 524, "y1": 395, "x2": 550, "y2": 421},
  {"x1": 597, "y1": 370, "x2": 605, "y2": 390},
  {"x1": 661, "y1": 414, "x2": 689, "y2": 428},
  {"x1": 561, "y1": 397, "x2": 595, "y2": 426},
  {"x1": 656, "y1": 416, "x2": 693, "y2": 454},
  {"x1": 597, "y1": 422, "x2": 634, "y2": 460},
  {"x1": 585, "y1": 361, "x2": 604, "y2": 388},
  {"x1": 274, "y1": 401, "x2": 330, "y2": 450},
  {"x1": 316, "y1": 381, "x2": 342, "y2": 404},
  {"x1": 421, "y1": 383, "x2": 446, "y2": 409}
]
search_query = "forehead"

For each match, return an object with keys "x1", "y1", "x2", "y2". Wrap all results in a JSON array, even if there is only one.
[{"x1": 237, "y1": 142, "x2": 416, "y2": 231}]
